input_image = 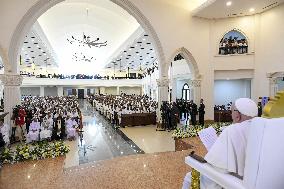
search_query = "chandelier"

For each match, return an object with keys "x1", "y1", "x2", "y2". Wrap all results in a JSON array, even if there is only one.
[
  {"x1": 67, "y1": 8, "x2": 108, "y2": 48},
  {"x1": 72, "y1": 52, "x2": 95, "y2": 62},
  {"x1": 67, "y1": 33, "x2": 107, "y2": 48}
]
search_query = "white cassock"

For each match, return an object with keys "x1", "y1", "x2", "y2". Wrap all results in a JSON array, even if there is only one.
[
  {"x1": 0, "y1": 124, "x2": 10, "y2": 144},
  {"x1": 182, "y1": 120, "x2": 252, "y2": 189},
  {"x1": 40, "y1": 121, "x2": 51, "y2": 140},
  {"x1": 66, "y1": 119, "x2": 77, "y2": 138},
  {"x1": 27, "y1": 121, "x2": 40, "y2": 142}
]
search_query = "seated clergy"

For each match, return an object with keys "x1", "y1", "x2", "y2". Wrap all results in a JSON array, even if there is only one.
[
  {"x1": 66, "y1": 116, "x2": 77, "y2": 139},
  {"x1": 27, "y1": 117, "x2": 40, "y2": 143},
  {"x1": 40, "y1": 117, "x2": 51, "y2": 140},
  {"x1": 182, "y1": 98, "x2": 258, "y2": 189}
]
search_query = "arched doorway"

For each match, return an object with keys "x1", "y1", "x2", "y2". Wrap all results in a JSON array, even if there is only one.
[
  {"x1": 167, "y1": 47, "x2": 201, "y2": 103},
  {"x1": 8, "y1": 0, "x2": 165, "y2": 76}
]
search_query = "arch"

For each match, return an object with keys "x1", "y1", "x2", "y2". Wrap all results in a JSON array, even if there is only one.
[
  {"x1": 8, "y1": 0, "x2": 166, "y2": 75},
  {"x1": 167, "y1": 47, "x2": 200, "y2": 79},
  {"x1": 218, "y1": 28, "x2": 249, "y2": 55},
  {"x1": 0, "y1": 45, "x2": 10, "y2": 72}
]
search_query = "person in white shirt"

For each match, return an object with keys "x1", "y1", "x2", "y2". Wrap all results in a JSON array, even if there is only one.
[
  {"x1": 66, "y1": 116, "x2": 77, "y2": 140},
  {"x1": 40, "y1": 117, "x2": 51, "y2": 140},
  {"x1": 27, "y1": 118, "x2": 40, "y2": 143},
  {"x1": 182, "y1": 98, "x2": 258, "y2": 189}
]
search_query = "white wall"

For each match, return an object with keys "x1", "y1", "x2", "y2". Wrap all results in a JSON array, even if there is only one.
[
  {"x1": 21, "y1": 87, "x2": 40, "y2": 96},
  {"x1": 120, "y1": 87, "x2": 141, "y2": 95},
  {"x1": 176, "y1": 79, "x2": 192, "y2": 100},
  {"x1": 105, "y1": 87, "x2": 117, "y2": 95},
  {"x1": 170, "y1": 59, "x2": 191, "y2": 78},
  {"x1": 44, "y1": 86, "x2": 57, "y2": 96},
  {"x1": 214, "y1": 79, "x2": 251, "y2": 106}
]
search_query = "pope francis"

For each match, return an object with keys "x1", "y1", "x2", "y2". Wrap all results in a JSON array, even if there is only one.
[{"x1": 182, "y1": 98, "x2": 258, "y2": 189}]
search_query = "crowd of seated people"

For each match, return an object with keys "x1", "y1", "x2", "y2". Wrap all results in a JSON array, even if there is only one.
[
  {"x1": 219, "y1": 37, "x2": 248, "y2": 55},
  {"x1": 88, "y1": 94, "x2": 157, "y2": 126},
  {"x1": 214, "y1": 102, "x2": 232, "y2": 111},
  {"x1": 9, "y1": 96, "x2": 81, "y2": 144},
  {"x1": 20, "y1": 71, "x2": 142, "y2": 80}
]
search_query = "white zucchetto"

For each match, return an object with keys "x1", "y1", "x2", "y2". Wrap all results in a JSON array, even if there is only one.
[{"x1": 235, "y1": 98, "x2": 258, "y2": 117}]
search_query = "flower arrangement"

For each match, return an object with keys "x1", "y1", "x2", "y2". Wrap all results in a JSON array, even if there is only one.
[
  {"x1": 172, "y1": 122, "x2": 231, "y2": 139},
  {"x1": 0, "y1": 141, "x2": 70, "y2": 165}
]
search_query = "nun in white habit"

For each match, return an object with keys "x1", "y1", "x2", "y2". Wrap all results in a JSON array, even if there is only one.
[{"x1": 182, "y1": 98, "x2": 258, "y2": 189}]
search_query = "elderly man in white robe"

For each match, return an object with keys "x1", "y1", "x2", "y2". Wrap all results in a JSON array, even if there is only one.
[
  {"x1": 182, "y1": 98, "x2": 258, "y2": 189},
  {"x1": 27, "y1": 118, "x2": 40, "y2": 143},
  {"x1": 66, "y1": 116, "x2": 77, "y2": 140}
]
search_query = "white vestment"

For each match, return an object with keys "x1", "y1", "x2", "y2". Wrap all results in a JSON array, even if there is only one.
[
  {"x1": 40, "y1": 121, "x2": 51, "y2": 140},
  {"x1": 182, "y1": 120, "x2": 251, "y2": 189},
  {"x1": 0, "y1": 124, "x2": 10, "y2": 144},
  {"x1": 27, "y1": 121, "x2": 40, "y2": 142},
  {"x1": 66, "y1": 119, "x2": 77, "y2": 138}
]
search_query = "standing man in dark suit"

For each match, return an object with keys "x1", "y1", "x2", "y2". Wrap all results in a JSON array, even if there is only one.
[
  {"x1": 198, "y1": 99, "x2": 205, "y2": 126},
  {"x1": 189, "y1": 100, "x2": 198, "y2": 126}
]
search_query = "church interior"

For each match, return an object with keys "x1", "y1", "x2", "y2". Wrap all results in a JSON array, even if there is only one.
[{"x1": 0, "y1": 0, "x2": 284, "y2": 188}]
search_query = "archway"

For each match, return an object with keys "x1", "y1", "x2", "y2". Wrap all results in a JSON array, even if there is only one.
[
  {"x1": 8, "y1": 0, "x2": 165, "y2": 76},
  {"x1": 167, "y1": 47, "x2": 201, "y2": 104}
]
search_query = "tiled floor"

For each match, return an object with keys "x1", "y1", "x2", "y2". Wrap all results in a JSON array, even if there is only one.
[
  {"x1": 120, "y1": 126, "x2": 175, "y2": 153},
  {"x1": 0, "y1": 150, "x2": 193, "y2": 189},
  {"x1": 65, "y1": 100, "x2": 144, "y2": 168}
]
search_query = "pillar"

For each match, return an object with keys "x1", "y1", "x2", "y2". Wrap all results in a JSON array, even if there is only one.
[
  {"x1": 100, "y1": 87, "x2": 105, "y2": 95},
  {"x1": 57, "y1": 86, "x2": 63, "y2": 96},
  {"x1": 190, "y1": 79, "x2": 201, "y2": 104},
  {"x1": 171, "y1": 78, "x2": 177, "y2": 102},
  {"x1": 117, "y1": 86, "x2": 120, "y2": 95},
  {"x1": 0, "y1": 74, "x2": 23, "y2": 125},
  {"x1": 40, "y1": 86, "x2": 44, "y2": 96},
  {"x1": 269, "y1": 77, "x2": 278, "y2": 97},
  {"x1": 156, "y1": 78, "x2": 169, "y2": 123}
]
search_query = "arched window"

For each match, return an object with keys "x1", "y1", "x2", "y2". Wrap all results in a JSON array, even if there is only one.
[
  {"x1": 219, "y1": 30, "x2": 248, "y2": 55},
  {"x1": 182, "y1": 83, "x2": 190, "y2": 102}
]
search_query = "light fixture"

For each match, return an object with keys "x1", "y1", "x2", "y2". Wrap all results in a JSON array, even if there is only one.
[
  {"x1": 226, "y1": 1, "x2": 232, "y2": 6},
  {"x1": 66, "y1": 9, "x2": 107, "y2": 48},
  {"x1": 249, "y1": 8, "x2": 255, "y2": 12}
]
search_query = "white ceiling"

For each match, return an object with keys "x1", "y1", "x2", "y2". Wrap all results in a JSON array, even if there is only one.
[
  {"x1": 37, "y1": 0, "x2": 140, "y2": 74},
  {"x1": 105, "y1": 32, "x2": 157, "y2": 72},
  {"x1": 192, "y1": 0, "x2": 284, "y2": 19},
  {"x1": 20, "y1": 28, "x2": 57, "y2": 70}
]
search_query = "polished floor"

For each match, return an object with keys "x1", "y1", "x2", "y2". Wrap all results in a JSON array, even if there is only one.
[
  {"x1": 120, "y1": 126, "x2": 175, "y2": 153},
  {"x1": 65, "y1": 100, "x2": 144, "y2": 168}
]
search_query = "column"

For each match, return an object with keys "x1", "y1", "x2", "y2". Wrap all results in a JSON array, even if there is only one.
[
  {"x1": 171, "y1": 78, "x2": 177, "y2": 102},
  {"x1": 269, "y1": 77, "x2": 278, "y2": 97},
  {"x1": 156, "y1": 78, "x2": 169, "y2": 123},
  {"x1": 116, "y1": 86, "x2": 120, "y2": 95},
  {"x1": 40, "y1": 86, "x2": 44, "y2": 96},
  {"x1": 100, "y1": 87, "x2": 105, "y2": 95},
  {"x1": 0, "y1": 74, "x2": 23, "y2": 125},
  {"x1": 57, "y1": 86, "x2": 63, "y2": 96},
  {"x1": 190, "y1": 79, "x2": 202, "y2": 104}
]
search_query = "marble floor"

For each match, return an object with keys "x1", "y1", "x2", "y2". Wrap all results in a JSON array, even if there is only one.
[
  {"x1": 120, "y1": 126, "x2": 175, "y2": 153},
  {"x1": 65, "y1": 100, "x2": 144, "y2": 168}
]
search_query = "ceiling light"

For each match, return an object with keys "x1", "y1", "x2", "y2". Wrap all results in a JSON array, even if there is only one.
[
  {"x1": 249, "y1": 8, "x2": 255, "y2": 12},
  {"x1": 226, "y1": 1, "x2": 232, "y2": 6}
]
